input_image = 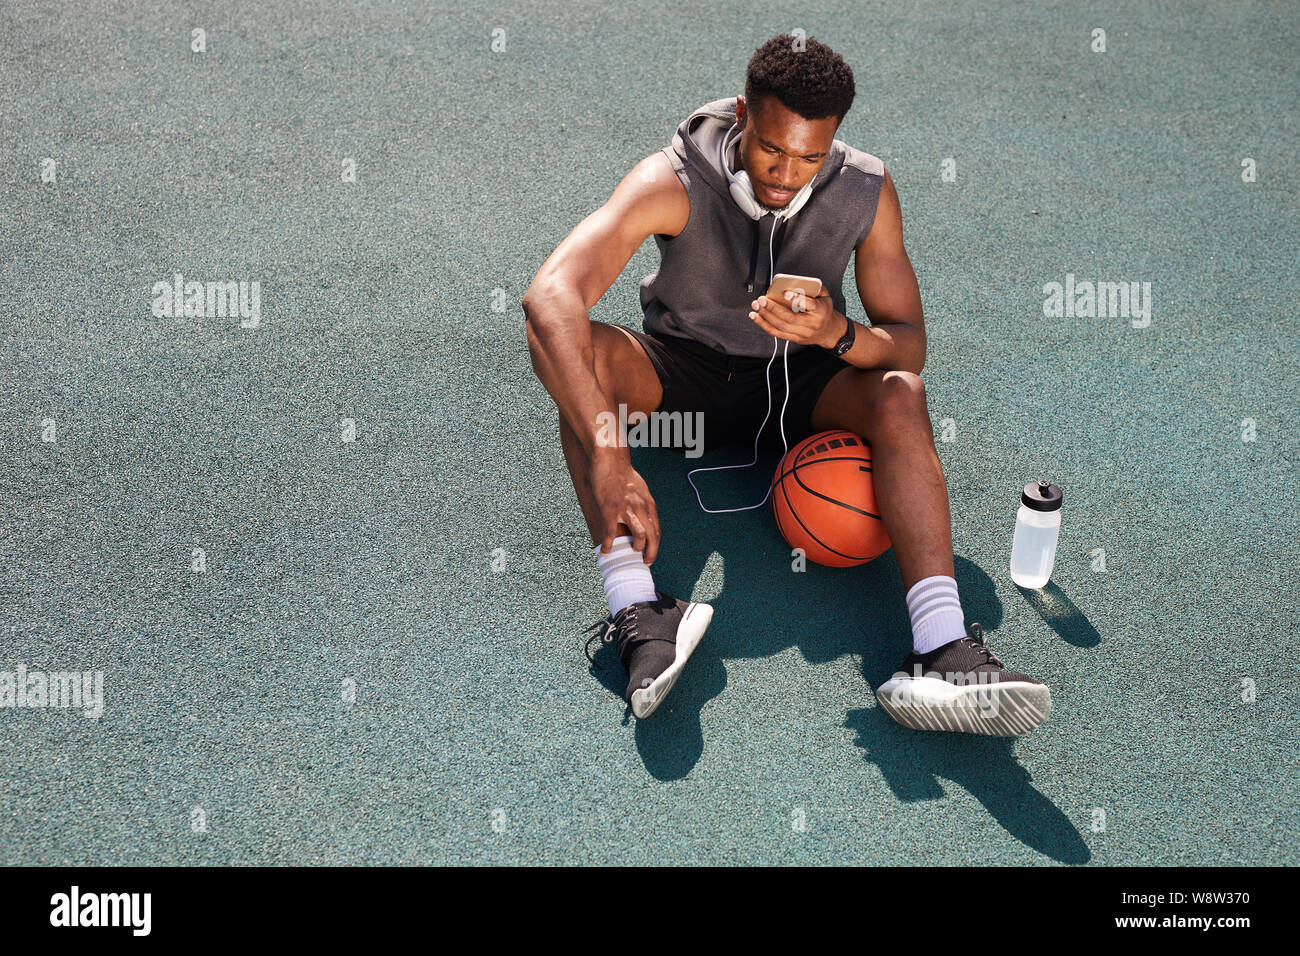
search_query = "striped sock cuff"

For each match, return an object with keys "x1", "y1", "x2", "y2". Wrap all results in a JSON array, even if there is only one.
[
  {"x1": 594, "y1": 536, "x2": 657, "y2": 617},
  {"x1": 905, "y1": 574, "x2": 967, "y2": 655}
]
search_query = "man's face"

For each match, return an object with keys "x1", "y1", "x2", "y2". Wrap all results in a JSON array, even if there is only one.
[{"x1": 735, "y1": 94, "x2": 839, "y2": 210}]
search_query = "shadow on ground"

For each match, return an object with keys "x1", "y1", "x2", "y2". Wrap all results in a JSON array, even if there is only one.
[
  {"x1": 845, "y1": 707, "x2": 1091, "y2": 863},
  {"x1": 1018, "y1": 582, "x2": 1101, "y2": 648},
  {"x1": 584, "y1": 437, "x2": 1091, "y2": 863}
]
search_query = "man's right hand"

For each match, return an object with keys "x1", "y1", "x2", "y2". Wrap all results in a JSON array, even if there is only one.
[{"x1": 590, "y1": 453, "x2": 661, "y2": 565}]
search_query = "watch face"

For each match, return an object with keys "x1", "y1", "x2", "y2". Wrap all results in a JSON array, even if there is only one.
[{"x1": 835, "y1": 321, "x2": 854, "y2": 354}]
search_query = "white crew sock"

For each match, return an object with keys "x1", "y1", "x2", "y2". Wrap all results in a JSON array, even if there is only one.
[
  {"x1": 906, "y1": 574, "x2": 968, "y2": 655},
  {"x1": 594, "y1": 535, "x2": 657, "y2": 617}
]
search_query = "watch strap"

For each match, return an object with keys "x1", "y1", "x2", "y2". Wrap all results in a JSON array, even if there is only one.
[{"x1": 832, "y1": 315, "x2": 855, "y2": 355}]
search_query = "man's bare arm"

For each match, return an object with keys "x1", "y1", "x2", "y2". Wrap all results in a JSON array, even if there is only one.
[
  {"x1": 839, "y1": 169, "x2": 927, "y2": 374},
  {"x1": 522, "y1": 152, "x2": 688, "y2": 459}
]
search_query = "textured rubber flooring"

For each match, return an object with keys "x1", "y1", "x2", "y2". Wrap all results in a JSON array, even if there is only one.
[{"x1": 1, "y1": 0, "x2": 1296, "y2": 865}]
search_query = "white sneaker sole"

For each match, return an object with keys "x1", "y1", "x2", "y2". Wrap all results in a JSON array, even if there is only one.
[
  {"x1": 875, "y1": 675, "x2": 1052, "y2": 737},
  {"x1": 630, "y1": 601, "x2": 713, "y2": 718}
]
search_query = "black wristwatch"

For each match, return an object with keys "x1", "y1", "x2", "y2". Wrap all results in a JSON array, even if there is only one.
[{"x1": 829, "y1": 314, "x2": 855, "y2": 356}]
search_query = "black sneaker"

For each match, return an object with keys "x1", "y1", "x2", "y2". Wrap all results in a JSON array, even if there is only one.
[
  {"x1": 875, "y1": 622, "x2": 1052, "y2": 737},
  {"x1": 584, "y1": 590, "x2": 713, "y2": 718}
]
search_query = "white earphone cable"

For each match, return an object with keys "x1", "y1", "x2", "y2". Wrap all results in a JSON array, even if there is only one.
[{"x1": 686, "y1": 220, "x2": 791, "y2": 513}]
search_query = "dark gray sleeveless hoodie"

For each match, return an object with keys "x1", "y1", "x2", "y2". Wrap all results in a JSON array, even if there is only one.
[{"x1": 639, "y1": 97, "x2": 886, "y2": 358}]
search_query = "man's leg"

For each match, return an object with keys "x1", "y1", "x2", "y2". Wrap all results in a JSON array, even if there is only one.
[
  {"x1": 557, "y1": 322, "x2": 663, "y2": 546},
  {"x1": 547, "y1": 323, "x2": 712, "y2": 718},
  {"x1": 558, "y1": 323, "x2": 664, "y2": 618},
  {"x1": 809, "y1": 368, "x2": 951, "y2": 593},
  {"x1": 810, "y1": 367, "x2": 1052, "y2": 736}
]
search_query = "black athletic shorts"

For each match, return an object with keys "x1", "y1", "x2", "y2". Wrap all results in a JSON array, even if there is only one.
[{"x1": 617, "y1": 326, "x2": 853, "y2": 457}]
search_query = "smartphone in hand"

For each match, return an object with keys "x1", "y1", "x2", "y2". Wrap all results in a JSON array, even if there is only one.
[{"x1": 765, "y1": 273, "x2": 822, "y2": 308}]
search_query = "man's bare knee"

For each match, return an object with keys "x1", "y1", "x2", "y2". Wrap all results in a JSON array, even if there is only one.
[{"x1": 590, "y1": 322, "x2": 662, "y2": 414}]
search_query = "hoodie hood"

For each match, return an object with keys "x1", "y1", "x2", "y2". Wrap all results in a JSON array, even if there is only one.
[
  {"x1": 670, "y1": 97, "x2": 845, "y2": 206},
  {"x1": 669, "y1": 98, "x2": 846, "y2": 293}
]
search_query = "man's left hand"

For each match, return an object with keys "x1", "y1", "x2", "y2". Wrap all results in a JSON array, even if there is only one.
[{"x1": 749, "y1": 287, "x2": 845, "y2": 349}]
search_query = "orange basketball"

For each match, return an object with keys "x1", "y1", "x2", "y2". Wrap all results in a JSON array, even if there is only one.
[{"x1": 771, "y1": 429, "x2": 892, "y2": 567}]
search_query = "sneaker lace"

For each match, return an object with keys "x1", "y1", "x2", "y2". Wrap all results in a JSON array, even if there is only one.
[
  {"x1": 959, "y1": 621, "x2": 1004, "y2": 668},
  {"x1": 583, "y1": 604, "x2": 639, "y2": 667}
]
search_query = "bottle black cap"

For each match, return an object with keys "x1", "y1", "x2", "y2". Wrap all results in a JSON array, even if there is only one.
[{"x1": 1021, "y1": 480, "x2": 1063, "y2": 512}]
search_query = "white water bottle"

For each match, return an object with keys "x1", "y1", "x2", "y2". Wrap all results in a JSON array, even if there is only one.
[{"x1": 1009, "y1": 480, "x2": 1063, "y2": 589}]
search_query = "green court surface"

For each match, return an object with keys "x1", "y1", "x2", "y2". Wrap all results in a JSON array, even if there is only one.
[{"x1": 1, "y1": 0, "x2": 1296, "y2": 865}]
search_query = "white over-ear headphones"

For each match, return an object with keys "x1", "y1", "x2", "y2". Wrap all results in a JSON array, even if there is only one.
[{"x1": 719, "y1": 122, "x2": 814, "y2": 221}]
